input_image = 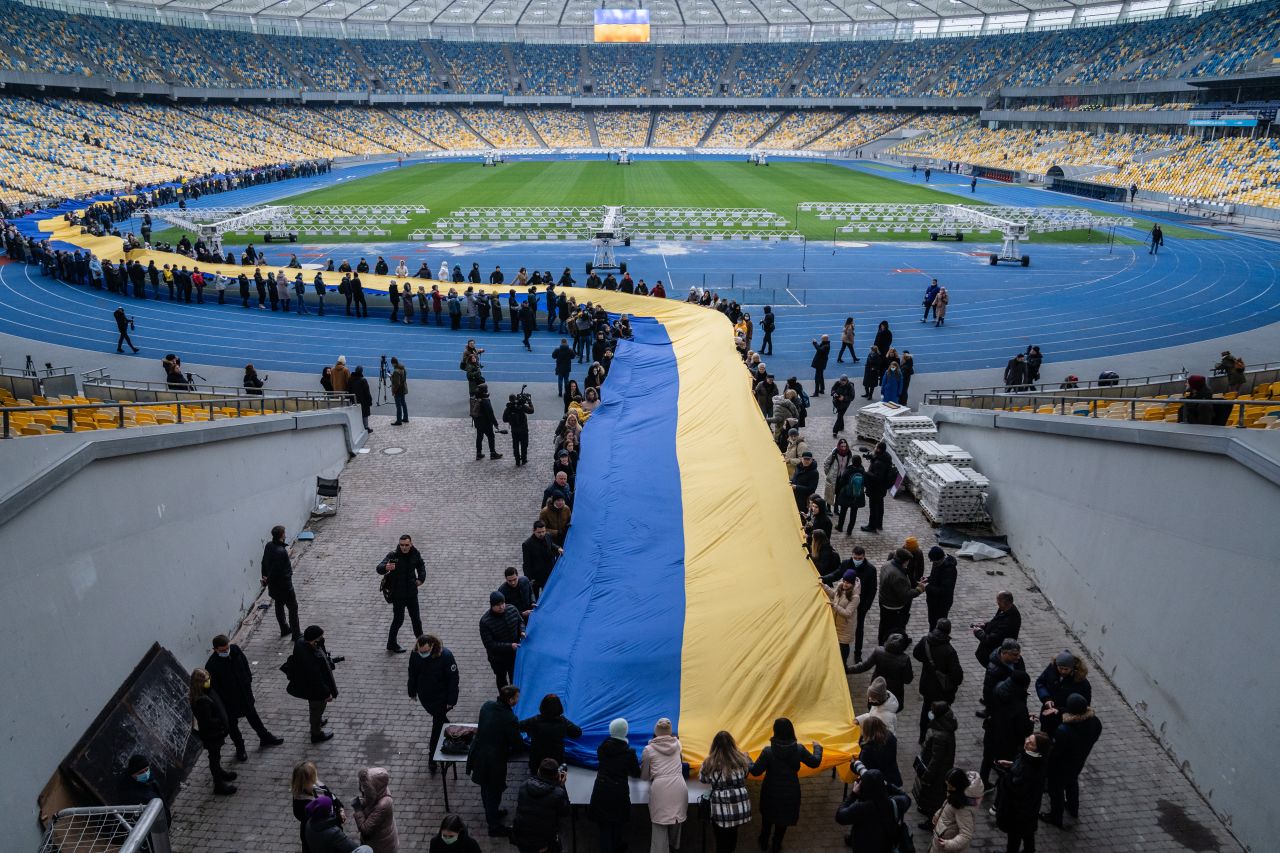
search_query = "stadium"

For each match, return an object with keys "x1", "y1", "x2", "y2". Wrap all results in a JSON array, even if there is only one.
[{"x1": 1, "y1": 0, "x2": 1278, "y2": 851}]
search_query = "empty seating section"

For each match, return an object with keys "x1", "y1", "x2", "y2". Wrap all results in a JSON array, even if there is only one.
[
  {"x1": 355, "y1": 40, "x2": 447, "y2": 94},
  {"x1": 796, "y1": 43, "x2": 883, "y2": 96},
  {"x1": 817, "y1": 111, "x2": 920, "y2": 152},
  {"x1": 389, "y1": 108, "x2": 487, "y2": 150},
  {"x1": 0, "y1": 1, "x2": 95, "y2": 77},
  {"x1": 245, "y1": 105, "x2": 381, "y2": 155},
  {"x1": 210, "y1": 31, "x2": 294, "y2": 89},
  {"x1": 525, "y1": 109, "x2": 592, "y2": 148},
  {"x1": 1065, "y1": 20, "x2": 1175, "y2": 84},
  {"x1": 133, "y1": 21, "x2": 236, "y2": 88},
  {"x1": 433, "y1": 41, "x2": 509, "y2": 94},
  {"x1": 0, "y1": 390, "x2": 301, "y2": 437},
  {"x1": 662, "y1": 45, "x2": 732, "y2": 95},
  {"x1": 732, "y1": 44, "x2": 806, "y2": 96},
  {"x1": 650, "y1": 111, "x2": 717, "y2": 147},
  {"x1": 513, "y1": 44, "x2": 581, "y2": 95},
  {"x1": 273, "y1": 38, "x2": 368, "y2": 92},
  {"x1": 312, "y1": 108, "x2": 427, "y2": 152},
  {"x1": 592, "y1": 110, "x2": 652, "y2": 147},
  {"x1": 758, "y1": 111, "x2": 846, "y2": 149},
  {"x1": 897, "y1": 126, "x2": 1179, "y2": 173},
  {"x1": 1186, "y1": 1, "x2": 1280, "y2": 78},
  {"x1": 142, "y1": 103, "x2": 345, "y2": 162},
  {"x1": 1002, "y1": 27, "x2": 1115, "y2": 87},
  {"x1": 862, "y1": 39, "x2": 959, "y2": 97},
  {"x1": 586, "y1": 45, "x2": 656, "y2": 96},
  {"x1": 705, "y1": 111, "x2": 779, "y2": 147},
  {"x1": 457, "y1": 108, "x2": 539, "y2": 148},
  {"x1": 990, "y1": 386, "x2": 1280, "y2": 429}
]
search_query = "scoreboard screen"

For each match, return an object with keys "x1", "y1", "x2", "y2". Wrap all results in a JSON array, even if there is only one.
[{"x1": 594, "y1": 8, "x2": 650, "y2": 42}]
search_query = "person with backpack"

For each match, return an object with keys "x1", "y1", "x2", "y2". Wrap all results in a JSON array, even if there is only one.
[
  {"x1": 834, "y1": 766, "x2": 912, "y2": 853},
  {"x1": 760, "y1": 306, "x2": 776, "y2": 356},
  {"x1": 407, "y1": 634, "x2": 459, "y2": 775},
  {"x1": 470, "y1": 384, "x2": 503, "y2": 460},
  {"x1": 1218, "y1": 351, "x2": 1246, "y2": 394},
  {"x1": 376, "y1": 535, "x2": 426, "y2": 654},
  {"x1": 285, "y1": 625, "x2": 338, "y2": 744}
]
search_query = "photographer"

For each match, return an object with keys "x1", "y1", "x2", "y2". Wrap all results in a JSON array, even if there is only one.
[
  {"x1": 390, "y1": 357, "x2": 409, "y2": 426},
  {"x1": 502, "y1": 388, "x2": 535, "y2": 467},
  {"x1": 469, "y1": 383, "x2": 503, "y2": 461},
  {"x1": 243, "y1": 364, "x2": 265, "y2": 396},
  {"x1": 284, "y1": 625, "x2": 339, "y2": 744},
  {"x1": 113, "y1": 306, "x2": 139, "y2": 354}
]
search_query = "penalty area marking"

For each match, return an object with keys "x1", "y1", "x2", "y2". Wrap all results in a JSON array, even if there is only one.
[{"x1": 428, "y1": 242, "x2": 462, "y2": 249}]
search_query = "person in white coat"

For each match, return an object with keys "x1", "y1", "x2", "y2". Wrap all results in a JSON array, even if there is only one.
[
  {"x1": 439, "y1": 261, "x2": 449, "y2": 281},
  {"x1": 929, "y1": 768, "x2": 982, "y2": 851},
  {"x1": 641, "y1": 718, "x2": 687, "y2": 853}
]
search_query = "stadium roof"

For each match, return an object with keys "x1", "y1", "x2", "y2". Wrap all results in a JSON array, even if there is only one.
[{"x1": 25, "y1": 0, "x2": 1243, "y2": 39}]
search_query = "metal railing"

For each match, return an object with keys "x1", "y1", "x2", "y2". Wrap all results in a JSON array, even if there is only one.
[
  {"x1": 924, "y1": 392, "x2": 1279, "y2": 428},
  {"x1": 82, "y1": 375, "x2": 345, "y2": 403},
  {"x1": 2, "y1": 394, "x2": 354, "y2": 439},
  {"x1": 38, "y1": 799, "x2": 170, "y2": 853},
  {"x1": 926, "y1": 361, "x2": 1280, "y2": 405}
]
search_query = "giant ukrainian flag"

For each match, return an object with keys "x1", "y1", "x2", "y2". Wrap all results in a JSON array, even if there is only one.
[{"x1": 39, "y1": 211, "x2": 859, "y2": 771}]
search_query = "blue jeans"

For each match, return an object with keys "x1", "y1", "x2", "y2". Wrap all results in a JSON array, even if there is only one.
[
  {"x1": 393, "y1": 394, "x2": 408, "y2": 423},
  {"x1": 557, "y1": 374, "x2": 570, "y2": 397}
]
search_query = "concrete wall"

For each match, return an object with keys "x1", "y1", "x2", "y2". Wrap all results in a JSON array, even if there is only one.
[
  {"x1": 925, "y1": 408, "x2": 1279, "y2": 852},
  {"x1": 0, "y1": 411, "x2": 360, "y2": 849}
]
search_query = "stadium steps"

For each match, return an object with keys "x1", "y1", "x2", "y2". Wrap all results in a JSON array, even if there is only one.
[
  {"x1": 782, "y1": 45, "x2": 822, "y2": 96},
  {"x1": 914, "y1": 42, "x2": 965, "y2": 95},
  {"x1": 722, "y1": 45, "x2": 745, "y2": 95},
  {"x1": 342, "y1": 42, "x2": 381, "y2": 91},
  {"x1": 805, "y1": 113, "x2": 861, "y2": 151},
  {"x1": 387, "y1": 111, "x2": 448, "y2": 152},
  {"x1": 501, "y1": 43, "x2": 523, "y2": 93},
  {"x1": 643, "y1": 110, "x2": 657, "y2": 147},
  {"x1": 699, "y1": 111, "x2": 726, "y2": 147},
  {"x1": 585, "y1": 111, "x2": 602, "y2": 147},
  {"x1": 451, "y1": 107, "x2": 493, "y2": 147},
  {"x1": 647, "y1": 46, "x2": 663, "y2": 94},
  {"x1": 750, "y1": 111, "x2": 791, "y2": 148},
  {"x1": 420, "y1": 41, "x2": 455, "y2": 93},
  {"x1": 576, "y1": 46, "x2": 590, "y2": 94},
  {"x1": 21, "y1": 98, "x2": 191, "y2": 176},
  {"x1": 519, "y1": 110, "x2": 548, "y2": 147},
  {"x1": 853, "y1": 43, "x2": 896, "y2": 94}
]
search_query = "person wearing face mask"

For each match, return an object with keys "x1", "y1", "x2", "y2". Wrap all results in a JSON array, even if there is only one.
[
  {"x1": 122, "y1": 755, "x2": 170, "y2": 823},
  {"x1": 205, "y1": 634, "x2": 284, "y2": 761},
  {"x1": 429, "y1": 814, "x2": 482, "y2": 853},
  {"x1": 189, "y1": 667, "x2": 237, "y2": 795},
  {"x1": 994, "y1": 732, "x2": 1052, "y2": 853},
  {"x1": 407, "y1": 634, "x2": 459, "y2": 775}
]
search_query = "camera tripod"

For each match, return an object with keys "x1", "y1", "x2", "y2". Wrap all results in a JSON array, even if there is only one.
[{"x1": 376, "y1": 355, "x2": 389, "y2": 406}]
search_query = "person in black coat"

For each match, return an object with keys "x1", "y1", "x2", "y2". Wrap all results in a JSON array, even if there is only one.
[
  {"x1": 861, "y1": 346, "x2": 882, "y2": 399},
  {"x1": 1035, "y1": 650, "x2": 1092, "y2": 737},
  {"x1": 982, "y1": 640, "x2": 1026, "y2": 710},
  {"x1": 113, "y1": 306, "x2": 139, "y2": 353},
  {"x1": 502, "y1": 392, "x2": 534, "y2": 466},
  {"x1": 835, "y1": 767, "x2": 909, "y2": 853},
  {"x1": 811, "y1": 335, "x2": 831, "y2": 396},
  {"x1": 468, "y1": 685, "x2": 524, "y2": 836},
  {"x1": 854, "y1": 715, "x2": 901, "y2": 788},
  {"x1": 1004, "y1": 353, "x2": 1029, "y2": 392},
  {"x1": 552, "y1": 339, "x2": 575, "y2": 397},
  {"x1": 479, "y1": 591, "x2": 523, "y2": 689},
  {"x1": 995, "y1": 732, "x2": 1052, "y2": 852},
  {"x1": 408, "y1": 634, "x2": 460, "y2": 774},
  {"x1": 471, "y1": 383, "x2": 503, "y2": 460},
  {"x1": 861, "y1": 442, "x2": 894, "y2": 533},
  {"x1": 1042, "y1": 694, "x2": 1102, "y2": 827},
  {"x1": 205, "y1": 635, "x2": 283, "y2": 760},
  {"x1": 261, "y1": 525, "x2": 300, "y2": 641},
  {"x1": 497, "y1": 567, "x2": 535, "y2": 619},
  {"x1": 512, "y1": 759, "x2": 570, "y2": 852},
  {"x1": 350, "y1": 366, "x2": 373, "y2": 432},
  {"x1": 913, "y1": 619, "x2": 964, "y2": 744},
  {"x1": 790, "y1": 452, "x2": 820, "y2": 513},
  {"x1": 849, "y1": 633, "x2": 913, "y2": 710},
  {"x1": 190, "y1": 668, "x2": 237, "y2": 795},
  {"x1": 872, "y1": 321, "x2": 893, "y2": 357},
  {"x1": 589, "y1": 717, "x2": 642, "y2": 851},
  {"x1": 377, "y1": 534, "x2": 427, "y2": 653},
  {"x1": 521, "y1": 521, "x2": 561, "y2": 600},
  {"x1": 285, "y1": 625, "x2": 338, "y2": 743},
  {"x1": 973, "y1": 590, "x2": 1021, "y2": 665},
  {"x1": 982, "y1": 670, "x2": 1034, "y2": 789},
  {"x1": 748, "y1": 718, "x2": 823, "y2": 852},
  {"x1": 121, "y1": 754, "x2": 170, "y2": 823},
  {"x1": 923, "y1": 547, "x2": 958, "y2": 630},
  {"x1": 519, "y1": 693, "x2": 583, "y2": 774},
  {"x1": 429, "y1": 814, "x2": 483, "y2": 853}
]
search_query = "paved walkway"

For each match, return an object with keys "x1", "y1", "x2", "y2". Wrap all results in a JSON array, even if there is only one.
[{"x1": 167, "y1": 406, "x2": 1239, "y2": 853}]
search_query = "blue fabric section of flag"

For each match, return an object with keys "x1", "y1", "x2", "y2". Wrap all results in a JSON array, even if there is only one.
[{"x1": 513, "y1": 316, "x2": 685, "y2": 767}]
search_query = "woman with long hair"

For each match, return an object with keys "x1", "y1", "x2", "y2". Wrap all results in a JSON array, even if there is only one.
[
  {"x1": 291, "y1": 760, "x2": 342, "y2": 852},
  {"x1": 519, "y1": 693, "x2": 583, "y2": 775},
  {"x1": 838, "y1": 317, "x2": 857, "y2": 363},
  {"x1": 748, "y1": 718, "x2": 823, "y2": 852},
  {"x1": 927, "y1": 768, "x2": 981, "y2": 851},
  {"x1": 699, "y1": 731, "x2": 752, "y2": 852},
  {"x1": 189, "y1": 668, "x2": 236, "y2": 796},
  {"x1": 428, "y1": 814, "x2": 481, "y2": 853},
  {"x1": 562, "y1": 379, "x2": 583, "y2": 413}
]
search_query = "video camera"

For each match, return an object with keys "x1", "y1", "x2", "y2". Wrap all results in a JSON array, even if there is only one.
[{"x1": 513, "y1": 383, "x2": 533, "y2": 408}]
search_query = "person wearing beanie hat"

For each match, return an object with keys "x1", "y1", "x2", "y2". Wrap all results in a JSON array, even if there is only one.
[
  {"x1": 1035, "y1": 650, "x2": 1092, "y2": 737},
  {"x1": 923, "y1": 546, "x2": 958, "y2": 631},
  {"x1": 856, "y1": 676, "x2": 900, "y2": 736},
  {"x1": 289, "y1": 625, "x2": 338, "y2": 744},
  {"x1": 823, "y1": 568, "x2": 862, "y2": 667},
  {"x1": 331, "y1": 355, "x2": 350, "y2": 394},
  {"x1": 1042, "y1": 692, "x2": 1102, "y2": 828},
  {"x1": 913, "y1": 618, "x2": 963, "y2": 745},
  {"x1": 642, "y1": 717, "x2": 689, "y2": 852},
  {"x1": 877, "y1": 547, "x2": 923, "y2": 645},
  {"x1": 791, "y1": 447, "x2": 820, "y2": 512},
  {"x1": 121, "y1": 754, "x2": 169, "y2": 822},
  {"x1": 783, "y1": 428, "x2": 809, "y2": 478},
  {"x1": 590, "y1": 717, "x2": 642, "y2": 849},
  {"x1": 980, "y1": 668, "x2": 1033, "y2": 790},
  {"x1": 849, "y1": 632, "x2": 913, "y2": 709},
  {"x1": 903, "y1": 536, "x2": 925, "y2": 584},
  {"x1": 479, "y1": 590, "x2": 523, "y2": 690}
]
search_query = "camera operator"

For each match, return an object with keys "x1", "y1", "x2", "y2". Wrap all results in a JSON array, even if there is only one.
[
  {"x1": 243, "y1": 364, "x2": 265, "y2": 396},
  {"x1": 113, "y1": 306, "x2": 139, "y2": 354},
  {"x1": 162, "y1": 353, "x2": 192, "y2": 391},
  {"x1": 502, "y1": 387, "x2": 535, "y2": 467},
  {"x1": 470, "y1": 383, "x2": 503, "y2": 461}
]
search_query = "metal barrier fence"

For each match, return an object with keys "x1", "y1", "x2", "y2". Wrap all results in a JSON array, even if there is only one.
[
  {"x1": 38, "y1": 799, "x2": 170, "y2": 853},
  {"x1": 926, "y1": 362, "x2": 1280, "y2": 403},
  {"x1": 923, "y1": 392, "x2": 1278, "y2": 428},
  {"x1": 2, "y1": 394, "x2": 354, "y2": 439},
  {"x1": 0, "y1": 364, "x2": 78, "y2": 400},
  {"x1": 82, "y1": 375, "x2": 345, "y2": 407}
]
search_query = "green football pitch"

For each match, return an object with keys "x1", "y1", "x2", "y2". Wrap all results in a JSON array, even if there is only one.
[{"x1": 158, "y1": 160, "x2": 1137, "y2": 245}]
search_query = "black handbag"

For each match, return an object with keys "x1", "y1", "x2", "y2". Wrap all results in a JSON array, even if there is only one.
[{"x1": 441, "y1": 725, "x2": 476, "y2": 755}]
